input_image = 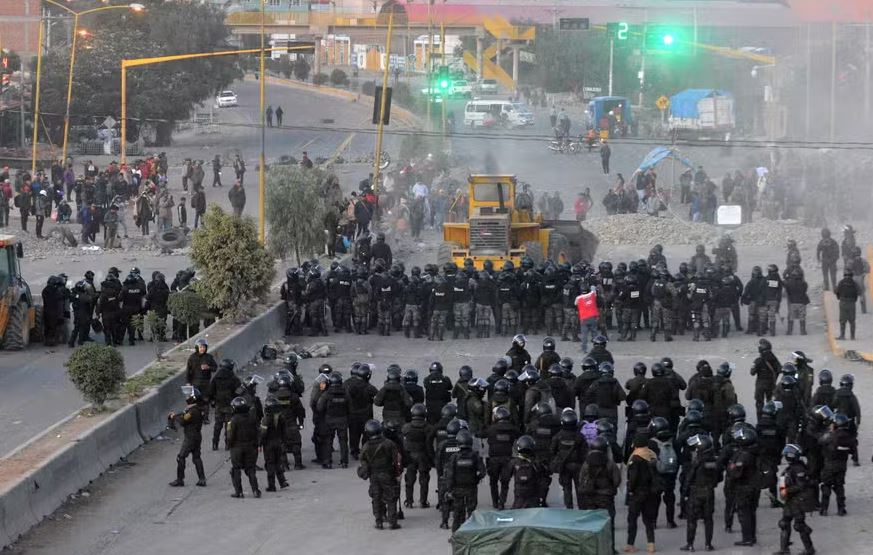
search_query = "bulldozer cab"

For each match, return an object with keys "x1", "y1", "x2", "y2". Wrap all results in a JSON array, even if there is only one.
[
  {"x1": 441, "y1": 175, "x2": 599, "y2": 270},
  {"x1": 0, "y1": 236, "x2": 24, "y2": 297},
  {"x1": 0, "y1": 235, "x2": 38, "y2": 350}
]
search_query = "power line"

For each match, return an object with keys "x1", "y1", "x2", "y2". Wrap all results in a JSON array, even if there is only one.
[{"x1": 29, "y1": 107, "x2": 873, "y2": 152}]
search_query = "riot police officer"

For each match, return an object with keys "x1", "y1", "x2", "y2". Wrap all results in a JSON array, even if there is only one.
[
  {"x1": 168, "y1": 386, "x2": 207, "y2": 488},
  {"x1": 227, "y1": 396, "x2": 261, "y2": 498}
]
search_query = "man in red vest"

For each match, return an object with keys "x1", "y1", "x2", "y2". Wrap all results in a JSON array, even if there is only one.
[{"x1": 575, "y1": 285, "x2": 600, "y2": 353}]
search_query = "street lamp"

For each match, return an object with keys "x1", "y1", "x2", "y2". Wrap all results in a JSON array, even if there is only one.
[{"x1": 41, "y1": 0, "x2": 146, "y2": 163}]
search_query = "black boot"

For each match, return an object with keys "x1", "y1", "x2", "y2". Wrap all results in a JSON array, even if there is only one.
[
  {"x1": 838, "y1": 322, "x2": 846, "y2": 340},
  {"x1": 786, "y1": 320, "x2": 793, "y2": 335},
  {"x1": 799, "y1": 532, "x2": 815, "y2": 555},
  {"x1": 800, "y1": 319, "x2": 807, "y2": 335}
]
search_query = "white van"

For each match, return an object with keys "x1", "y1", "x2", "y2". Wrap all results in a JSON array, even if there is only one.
[{"x1": 464, "y1": 100, "x2": 534, "y2": 128}]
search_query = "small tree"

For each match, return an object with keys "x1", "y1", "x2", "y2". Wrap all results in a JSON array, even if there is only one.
[
  {"x1": 66, "y1": 344, "x2": 126, "y2": 409},
  {"x1": 266, "y1": 165, "x2": 331, "y2": 263},
  {"x1": 330, "y1": 69, "x2": 348, "y2": 87},
  {"x1": 167, "y1": 290, "x2": 210, "y2": 339},
  {"x1": 190, "y1": 205, "x2": 276, "y2": 322},
  {"x1": 313, "y1": 72, "x2": 329, "y2": 85},
  {"x1": 294, "y1": 57, "x2": 310, "y2": 81}
]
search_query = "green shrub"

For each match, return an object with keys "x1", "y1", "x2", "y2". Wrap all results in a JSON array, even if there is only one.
[
  {"x1": 66, "y1": 343, "x2": 126, "y2": 409},
  {"x1": 190, "y1": 206, "x2": 276, "y2": 322},
  {"x1": 329, "y1": 69, "x2": 348, "y2": 86},
  {"x1": 313, "y1": 72, "x2": 329, "y2": 85},
  {"x1": 361, "y1": 80, "x2": 376, "y2": 96}
]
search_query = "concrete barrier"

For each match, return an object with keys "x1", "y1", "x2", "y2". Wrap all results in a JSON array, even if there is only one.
[
  {"x1": 0, "y1": 302, "x2": 286, "y2": 549},
  {"x1": 135, "y1": 371, "x2": 188, "y2": 441},
  {"x1": 0, "y1": 478, "x2": 37, "y2": 547},
  {"x1": 88, "y1": 405, "x2": 143, "y2": 471}
]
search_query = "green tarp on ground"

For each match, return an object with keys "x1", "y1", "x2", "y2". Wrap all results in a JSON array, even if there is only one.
[{"x1": 452, "y1": 508, "x2": 612, "y2": 555}]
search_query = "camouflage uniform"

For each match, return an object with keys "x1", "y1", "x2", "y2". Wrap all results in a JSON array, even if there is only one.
[{"x1": 352, "y1": 278, "x2": 371, "y2": 334}]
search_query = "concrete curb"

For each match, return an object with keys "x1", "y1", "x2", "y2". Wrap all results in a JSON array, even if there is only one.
[{"x1": 0, "y1": 303, "x2": 285, "y2": 548}]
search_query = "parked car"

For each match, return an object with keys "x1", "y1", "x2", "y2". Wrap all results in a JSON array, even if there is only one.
[
  {"x1": 477, "y1": 79, "x2": 498, "y2": 95},
  {"x1": 216, "y1": 90, "x2": 238, "y2": 108},
  {"x1": 451, "y1": 80, "x2": 473, "y2": 98}
]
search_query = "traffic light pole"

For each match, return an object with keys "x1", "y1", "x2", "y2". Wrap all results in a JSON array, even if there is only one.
[
  {"x1": 608, "y1": 37, "x2": 614, "y2": 96},
  {"x1": 372, "y1": 10, "x2": 394, "y2": 191}
]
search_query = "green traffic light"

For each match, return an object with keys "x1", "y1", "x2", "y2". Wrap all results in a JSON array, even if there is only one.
[
  {"x1": 663, "y1": 34, "x2": 674, "y2": 46},
  {"x1": 439, "y1": 79, "x2": 449, "y2": 89}
]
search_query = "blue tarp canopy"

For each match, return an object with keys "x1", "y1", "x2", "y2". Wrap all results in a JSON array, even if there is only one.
[
  {"x1": 669, "y1": 89, "x2": 732, "y2": 119},
  {"x1": 638, "y1": 146, "x2": 694, "y2": 171}
]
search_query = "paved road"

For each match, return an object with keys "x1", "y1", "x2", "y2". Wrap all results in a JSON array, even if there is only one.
[
  {"x1": 10, "y1": 239, "x2": 873, "y2": 554},
  {"x1": 0, "y1": 81, "x2": 374, "y2": 457}
]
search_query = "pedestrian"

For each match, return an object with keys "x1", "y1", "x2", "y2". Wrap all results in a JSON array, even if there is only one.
[
  {"x1": 103, "y1": 205, "x2": 120, "y2": 248},
  {"x1": 135, "y1": 192, "x2": 152, "y2": 235},
  {"x1": 726, "y1": 426, "x2": 759, "y2": 547},
  {"x1": 679, "y1": 433, "x2": 720, "y2": 552},
  {"x1": 158, "y1": 191, "x2": 174, "y2": 230},
  {"x1": 192, "y1": 188, "x2": 206, "y2": 229},
  {"x1": 15, "y1": 184, "x2": 32, "y2": 232},
  {"x1": 577, "y1": 435, "x2": 621, "y2": 547},
  {"x1": 211, "y1": 155, "x2": 222, "y2": 187},
  {"x1": 176, "y1": 196, "x2": 187, "y2": 228},
  {"x1": 33, "y1": 189, "x2": 49, "y2": 238},
  {"x1": 445, "y1": 429, "x2": 485, "y2": 532},
  {"x1": 167, "y1": 386, "x2": 208, "y2": 488},
  {"x1": 191, "y1": 160, "x2": 205, "y2": 191},
  {"x1": 315, "y1": 372, "x2": 350, "y2": 469},
  {"x1": 182, "y1": 158, "x2": 192, "y2": 192},
  {"x1": 625, "y1": 433, "x2": 661, "y2": 554},
  {"x1": 774, "y1": 444, "x2": 815, "y2": 554},
  {"x1": 835, "y1": 269, "x2": 859, "y2": 340},
  {"x1": 816, "y1": 227, "x2": 840, "y2": 291},
  {"x1": 503, "y1": 435, "x2": 545, "y2": 509},
  {"x1": 266, "y1": 105, "x2": 273, "y2": 128},
  {"x1": 228, "y1": 180, "x2": 246, "y2": 217},
  {"x1": 549, "y1": 105, "x2": 557, "y2": 128},
  {"x1": 259, "y1": 395, "x2": 289, "y2": 491},
  {"x1": 575, "y1": 188, "x2": 592, "y2": 222},
  {"x1": 600, "y1": 139, "x2": 611, "y2": 174},
  {"x1": 227, "y1": 396, "x2": 261, "y2": 498},
  {"x1": 208, "y1": 359, "x2": 242, "y2": 451},
  {"x1": 275, "y1": 105, "x2": 284, "y2": 127},
  {"x1": 233, "y1": 154, "x2": 246, "y2": 186},
  {"x1": 300, "y1": 151, "x2": 314, "y2": 169},
  {"x1": 401, "y1": 403, "x2": 434, "y2": 508},
  {"x1": 0, "y1": 179, "x2": 11, "y2": 227},
  {"x1": 358, "y1": 419, "x2": 402, "y2": 530}
]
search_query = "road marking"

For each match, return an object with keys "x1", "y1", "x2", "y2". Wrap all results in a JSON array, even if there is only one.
[{"x1": 323, "y1": 132, "x2": 356, "y2": 166}]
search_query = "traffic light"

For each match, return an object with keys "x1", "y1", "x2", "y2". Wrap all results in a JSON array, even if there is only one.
[
  {"x1": 372, "y1": 86, "x2": 392, "y2": 125},
  {"x1": 645, "y1": 25, "x2": 689, "y2": 52},
  {"x1": 437, "y1": 65, "x2": 450, "y2": 91}
]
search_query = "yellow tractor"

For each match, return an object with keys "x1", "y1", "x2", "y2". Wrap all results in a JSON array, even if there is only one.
[
  {"x1": 0, "y1": 235, "x2": 42, "y2": 350},
  {"x1": 440, "y1": 174, "x2": 598, "y2": 269}
]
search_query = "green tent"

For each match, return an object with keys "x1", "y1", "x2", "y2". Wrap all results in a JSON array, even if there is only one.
[{"x1": 452, "y1": 508, "x2": 612, "y2": 555}]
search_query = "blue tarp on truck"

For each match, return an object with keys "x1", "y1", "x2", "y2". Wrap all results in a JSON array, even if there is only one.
[{"x1": 669, "y1": 89, "x2": 731, "y2": 119}]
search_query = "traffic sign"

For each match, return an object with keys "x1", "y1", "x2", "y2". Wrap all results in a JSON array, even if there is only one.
[
  {"x1": 559, "y1": 18, "x2": 590, "y2": 31},
  {"x1": 656, "y1": 95, "x2": 670, "y2": 111}
]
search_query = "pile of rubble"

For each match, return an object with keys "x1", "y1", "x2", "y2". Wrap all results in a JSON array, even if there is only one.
[
  {"x1": 15, "y1": 225, "x2": 184, "y2": 259},
  {"x1": 583, "y1": 213, "x2": 831, "y2": 248}
]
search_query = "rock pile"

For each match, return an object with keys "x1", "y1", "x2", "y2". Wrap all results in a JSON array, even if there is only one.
[{"x1": 583, "y1": 213, "x2": 854, "y2": 248}]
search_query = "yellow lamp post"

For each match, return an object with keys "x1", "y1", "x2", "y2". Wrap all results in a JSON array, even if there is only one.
[{"x1": 41, "y1": 0, "x2": 145, "y2": 164}]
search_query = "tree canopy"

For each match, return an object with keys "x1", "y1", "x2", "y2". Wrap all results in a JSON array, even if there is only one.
[
  {"x1": 266, "y1": 165, "x2": 339, "y2": 263},
  {"x1": 190, "y1": 205, "x2": 275, "y2": 322},
  {"x1": 39, "y1": 0, "x2": 241, "y2": 144}
]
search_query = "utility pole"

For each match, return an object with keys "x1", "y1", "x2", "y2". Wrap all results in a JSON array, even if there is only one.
[
  {"x1": 866, "y1": 23, "x2": 871, "y2": 122},
  {"x1": 258, "y1": 0, "x2": 266, "y2": 243},
  {"x1": 373, "y1": 10, "x2": 394, "y2": 189},
  {"x1": 829, "y1": 21, "x2": 836, "y2": 142},
  {"x1": 805, "y1": 23, "x2": 811, "y2": 138}
]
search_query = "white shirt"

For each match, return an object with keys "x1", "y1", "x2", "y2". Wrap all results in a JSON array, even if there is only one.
[{"x1": 412, "y1": 182, "x2": 429, "y2": 198}]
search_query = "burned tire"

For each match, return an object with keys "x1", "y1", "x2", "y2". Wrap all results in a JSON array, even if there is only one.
[
  {"x1": 31, "y1": 304, "x2": 44, "y2": 343},
  {"x1": 3, "y1": 301, "x2": 30, "y2": 351},
  {"x1": 522, "y1": 241, "x2": 544, "y2": 265},
  {"x1": 153, "y1": 227, "x2": 187, "y2": 250},
  {"x1": 548, "y1": 233, "x2": 570, "y2": 264}
]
